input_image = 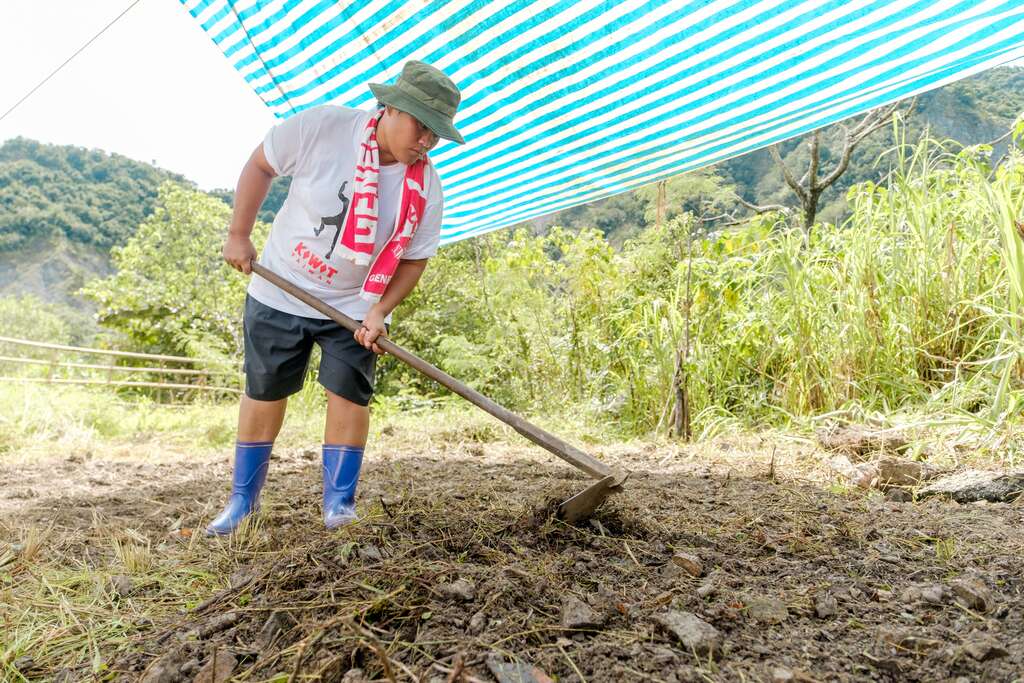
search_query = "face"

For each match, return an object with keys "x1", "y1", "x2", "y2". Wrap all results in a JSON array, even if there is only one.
[{"x1": 381, "y1": 106, "x2": 440, "y2": 165}]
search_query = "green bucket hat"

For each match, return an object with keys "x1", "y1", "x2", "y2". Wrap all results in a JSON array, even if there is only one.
[{"x1": 370, "y1": 60, "x2": 465, "y2": 145}]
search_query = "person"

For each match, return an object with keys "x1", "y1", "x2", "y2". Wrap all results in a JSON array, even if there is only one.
[{"x1": 206, "y1": 61, "x2": 464, "y2": 536}]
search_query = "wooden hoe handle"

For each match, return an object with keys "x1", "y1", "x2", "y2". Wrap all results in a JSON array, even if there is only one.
[{"x1": 250, "y1": 261, "x2": 617, "y2": 480}]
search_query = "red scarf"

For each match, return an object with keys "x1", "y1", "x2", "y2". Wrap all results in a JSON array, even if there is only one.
[{"x1": 336, "y1": 108, "x2": 428, "y2": 302}]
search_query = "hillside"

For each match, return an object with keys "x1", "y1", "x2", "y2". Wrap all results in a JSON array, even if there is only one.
[
  {"x1": 1, "y1": 66, "x2": 1022, "y2": 310},
  {"x1": 0, "y1": 137, "x2": 188, "y2": 253},
  {"x1": 546, "y1": 66, "x2": 1024, "y2": 241}
]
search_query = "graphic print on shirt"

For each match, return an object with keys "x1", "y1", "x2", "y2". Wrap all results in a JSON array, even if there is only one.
[
  {"x1": 314, "y1": 181, "x2": 350, "y2": 260},
  {"x1": 292, "y1": 181, "x2": 349, "y2": 285}
]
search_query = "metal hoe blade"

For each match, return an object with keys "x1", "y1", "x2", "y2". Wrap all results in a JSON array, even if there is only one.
[{"x1": 557, "y1": 470, "x2": 629, "y2": 524}]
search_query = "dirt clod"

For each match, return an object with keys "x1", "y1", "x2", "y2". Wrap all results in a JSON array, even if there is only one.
[
  {"x1": 109, "y1": 574, "x2": 135, "y2": 598},
  {"x1": 140, "y1": 649, "x2": 187, "y2": 683},
  {"x1": 340, "y1": 667, "x2": 368, "y2": 682},
  {"x1": 960, "y1": 631, "x2": 1009, "y2": 661},
  {"x1": 467, "y1": 609, "x2": 487, "y2": 635},
  {"x1": 901, "y1": 583, "x2": 947, "y2": 605},
  {"x1": 357, "y1": 544, "x2": 384, "y2": 562},
  {"x1": 561, "y1": 595, "x2": 601, "y2": 629},
  {"x1": 197, "y1": 612, "x2": 241, "y2": 639},
  {"x1": 829, "y1": 455, "x2": 941, "y2": 490},
  {"x1": 670, "y1": 551, "x2": 703, "y2": 577},
  {"x1": 746, "y1": 597, "x2": 790, "y2": 624},
  {"x1": 655, "y1": 610, "x2": 723, "y2": 658},
  {"x1": 486, "y1": 655, "x2": 555, "y2": 683},
  {"x1": 950, "y1": 577, "x2": 994, "y2": 613},
  {"x1": 191, "y1": 652, "x2": 236, "y2": 683},
  {"x1": 814, "y1": 592, "x2": 837, "y2": 619},
  {"x1": 438, "y1": 577, "x2": 475, "y2": 601}
]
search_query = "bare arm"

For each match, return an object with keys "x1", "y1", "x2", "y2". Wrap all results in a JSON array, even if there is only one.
[
  {"x1": 355, "y1": 258, "x2": 429, "y2": 354},
  {"x1": 223, "y1": 143, "x2": 277, "y2": 274},
  {"x1": 372, "y1": 258, "x2": 428, "y2": 317}
]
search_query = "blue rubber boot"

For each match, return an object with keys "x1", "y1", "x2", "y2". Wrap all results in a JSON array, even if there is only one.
[
  {"x1": 322, "y1": 444, "x2": 364, "y2": 529},
  {"x1": 205, "y1": 441, "x2": 273, "y2": 536}
]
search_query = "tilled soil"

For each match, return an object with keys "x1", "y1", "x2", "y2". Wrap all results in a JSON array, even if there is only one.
[{"x1": 2, "y1": 435, "x2": 1023, "y2": 682}]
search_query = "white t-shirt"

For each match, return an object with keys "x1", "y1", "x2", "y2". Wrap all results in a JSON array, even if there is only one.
[{"x1": 247, "y1": 104, "x2": 443, "y2": 321}]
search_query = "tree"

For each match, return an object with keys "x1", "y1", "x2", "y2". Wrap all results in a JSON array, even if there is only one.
[
  {"x1": 634, "y1": 167, "x2": 739, "y2": 229},
  {"x1": 81, "y1": 182, "x2": 268, "y2": 357},
  {"x1": 739, "y1": 101, "x2": 913, "y2": 231}
]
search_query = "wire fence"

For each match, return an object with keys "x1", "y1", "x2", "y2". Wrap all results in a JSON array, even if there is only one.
[{"x1": 0, "y1": 335, "x2": 243, "y2": 401}]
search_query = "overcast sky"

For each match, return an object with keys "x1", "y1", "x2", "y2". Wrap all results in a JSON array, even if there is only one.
[
  {"x1": 0, "y1": 0, "x2": 275, "y2": 190},
  {"x1": 2, "y1": 1, "x2": 1022, "y2": 192}
]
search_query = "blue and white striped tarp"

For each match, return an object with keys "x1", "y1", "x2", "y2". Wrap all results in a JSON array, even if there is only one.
[{"x1": 180, "y1": 0, "x2": 1024, "y2": 244}]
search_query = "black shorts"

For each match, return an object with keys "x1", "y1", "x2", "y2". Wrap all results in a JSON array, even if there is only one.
[{"x1": 242, "y1": 294, "x2": 384, "y2": 405}]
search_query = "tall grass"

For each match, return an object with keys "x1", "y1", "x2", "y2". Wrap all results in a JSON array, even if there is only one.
[
  {"x1": 394, "y1": 132, "x2": 1024, "y2": 443},
  {"x1": 8, "y1": 131, "x2": 1019, "y2": 449}
]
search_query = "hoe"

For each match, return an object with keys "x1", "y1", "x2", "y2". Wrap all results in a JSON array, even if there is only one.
[{"x1": 252, "y1": 261, "x2": 628, "y2": 522}]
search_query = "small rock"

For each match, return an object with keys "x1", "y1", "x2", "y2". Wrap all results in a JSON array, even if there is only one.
[
  {"x1": 772, "y1": 667, "x2": 794, "y2": 683},
  {"x1": 901, "y1": 584, "x2": 946, "y2": 605},
  {"x1": 340, "y1": 668, "x2": 369, "y2": 683},
  {"x1": 358, "y1": 545, "x2": 384, "y2": 562},
  {"x1": 109, "y1": 575, "x2": 135, "y2": 598},
  {"x1": 670, "y1": 552, "x2": 703, "y2": 577},
  {"x1": 468, "y1": 610, "x2": 487, "y2": 635},
  {"x1": 140, "y1": 649, "x2": 187, "y2": 683},
  {"x1": 746, "y1": 597, "x2": 789, "y2": 624},
  {"x1": 874, "y1": 457, "x2": 942, "y2": 488},
  {"x1": 192, "y1": 652, "x2": 236, "y2": 683},
  {"x1": 950, "y1": 578, "x2": 993, "y2": 613},
  {"x1": 439, "y1": 578, "x2": 476, "y2": 601},
  {"x1": 180, "y1": 659, "x2": 200, "y2": 675},
  {"x1": 815, "y1": 592, "x2": 838, "y2": 619},
  {"x1": 486, "y1": 655, "x2": 555, "y2": 683},
  {"x1": 228, "y1": 566, "x2": 255, "y2": 588},
  {"x1": 918, "y1": 469, "x2": 1024, "y2": 503},
  {"x1": 561, "y1": 595, "x2": 601, "y2": 629},
  {"x1": 960, "y1": 631, "x2": 1008, "y2": 661},
  {"x1": 828, "y1": 455, "x2": 878, "y2": 488},
  {"x1": 655, "y1": 610, "x2": 723, "y2": 658},
  {"x1": 696, "y1": 579, "x2": 716, "y2": 598}
]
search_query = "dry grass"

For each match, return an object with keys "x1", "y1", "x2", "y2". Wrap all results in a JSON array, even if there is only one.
[{"x1": 2, "y1": 402, "x2": 1023, "y2": 681}]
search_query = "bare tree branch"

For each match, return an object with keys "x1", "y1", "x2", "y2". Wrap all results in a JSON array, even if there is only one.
[
  {"x1": 818, "y1": 99, "x2": 913, "y2": 191},
  {"x1": 769, "y1": 143, "x2": 808, "y2": 202},
  {"x1": 735, "y1": 194, "x2": 791, "y2": 215}
]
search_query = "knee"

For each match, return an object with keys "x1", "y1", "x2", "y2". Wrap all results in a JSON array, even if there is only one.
[{"x1": 325, "y1": 389, "x2": 368, "y2": 414}]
